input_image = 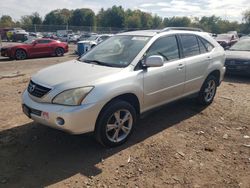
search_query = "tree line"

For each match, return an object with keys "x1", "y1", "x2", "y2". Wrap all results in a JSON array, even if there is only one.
[{"x1": 0, "y1": 6, "x2": 250, "y2": 34}]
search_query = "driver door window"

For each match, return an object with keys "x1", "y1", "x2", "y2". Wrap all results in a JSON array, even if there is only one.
[{"x1": 146, "y1": 35, "x2": 180, "y2": 62}]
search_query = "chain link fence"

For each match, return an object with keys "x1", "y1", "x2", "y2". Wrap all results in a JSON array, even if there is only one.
[
  {"x1": 0, "y1": 24, "x2": 143, "y2": 41},
  {"x1": 19, "y1": 24, "x2": 133, "y2": 34}
]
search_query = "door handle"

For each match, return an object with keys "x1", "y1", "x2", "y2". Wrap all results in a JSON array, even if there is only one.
[
  {"x1": 177, "y1": 64, "x2": 185, "y2": 70},
  {"x1": 207, "y1": 56, "x2": 212, "y2": 60}
]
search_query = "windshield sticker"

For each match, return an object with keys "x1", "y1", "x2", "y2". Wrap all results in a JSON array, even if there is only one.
[{"x1": 132, "y1": 37, "x2": 149, "y2": 41}]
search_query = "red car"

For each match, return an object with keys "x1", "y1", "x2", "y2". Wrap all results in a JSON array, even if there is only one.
[{"x1": 0, "y1": 38, "x2": 68, "y2": 60}]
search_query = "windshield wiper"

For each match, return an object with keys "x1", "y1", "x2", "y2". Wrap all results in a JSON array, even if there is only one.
[{"x1": 81, "y1": 59, "x2": 115, "y2": 67}]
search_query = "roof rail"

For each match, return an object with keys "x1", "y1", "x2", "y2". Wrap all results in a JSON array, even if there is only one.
[{"x1": 160, "y1": 27, "x2": 203, "y2": 32}]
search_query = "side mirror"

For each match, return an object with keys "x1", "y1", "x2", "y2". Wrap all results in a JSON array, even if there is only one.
[
  {"x1": 32, "y1": 42, "x2": 37, "y2": 46},
  {"x1": 144, "y1": 55, "x2": 164, "y2": 67}
]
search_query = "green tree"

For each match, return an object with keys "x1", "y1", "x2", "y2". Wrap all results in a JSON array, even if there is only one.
[
  {"x1": 20, "y1": 15, "x2": 32, "y2": 26},
  {"x1": 198, "y1": 15, "x2": 221, "y2": 33},
  {"x1": 242, "y1": 9, "x2": 250, "y2": 33},
  {"x1": 0, "y1": 15, "x2": 15, "y2": 27},
  {"x1": 163, "y1": 17, "x2": 191, "y2": 27},
  {"x1": 140, "y1": 12, "x2": 153, "y2": 29},
  {"x1": 126, "y1": 14, "x2": 141, "y2": 28},
  {"x1": 243, "y1": 9, "x2": 250, "y2": 24},
  {"x1": 97, "y1": 6, "x2": 125, "y2": 28},
  {"x1": 151, "y1": 15, "x2": 162, "y2": 28},
  {"x1": 43, "y1": 9, "x2": 71, "y2": 25},
  {"x1": 31, "y1": 12, "x2": 42, "y2": 25},
  {"x1": 70, "y1": 8, "x2": 95, "y2": 26}
]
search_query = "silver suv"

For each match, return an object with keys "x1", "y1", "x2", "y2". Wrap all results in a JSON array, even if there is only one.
[{"x1": 22, "y1": 28, "x2": 226, "y2": 147}]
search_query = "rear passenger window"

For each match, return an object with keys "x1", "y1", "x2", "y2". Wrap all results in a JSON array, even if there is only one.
[
  {"x1": 180, "y1": 35, "x2": 200, "y2": 57},
  {"x1": 146, "y1": 35, "x2": 180, "y2": 62},
  {"x1": 199, "y1": 37, "x2": 214, "y2": 52}
]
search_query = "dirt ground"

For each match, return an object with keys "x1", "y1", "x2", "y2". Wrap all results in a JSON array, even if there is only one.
[{"x1": 0, "y1": 43, "x2": 249, "y2": 188}]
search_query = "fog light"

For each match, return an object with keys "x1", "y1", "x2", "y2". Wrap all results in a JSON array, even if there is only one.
[{"x1": 56, "y1": 117, "x2": 65, "y2": 126}]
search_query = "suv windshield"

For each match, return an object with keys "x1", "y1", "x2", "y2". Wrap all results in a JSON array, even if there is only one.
[
  {"x1": 80, "y1": 35, "x2": 151, "y2": 67},
  {"x1": 229, "y1": 39, "x2": 250, "y2": 51}
]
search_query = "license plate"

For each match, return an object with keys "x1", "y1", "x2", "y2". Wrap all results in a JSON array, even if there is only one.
[{"x1": 22, "y1": 104, "x2": 31, "y2": 118}]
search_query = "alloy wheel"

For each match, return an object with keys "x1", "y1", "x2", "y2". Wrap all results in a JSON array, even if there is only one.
[{"x1": 105, "y1": 109, "x2": 133, "y2": 143}]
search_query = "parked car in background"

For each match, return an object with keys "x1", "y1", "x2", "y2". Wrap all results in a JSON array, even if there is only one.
[
  {"x1": 7, "y1": 28, "x2": 29, "y2": 42},
  {"x1": 22, "y1": 28, "x2": 225, "y2": 146},
  {"x1": 239, "y1": 35, "x2": 250, "y2": 40},
  {"x1": 1, "y1": 38, "x2": 68, "y2": 60},
  {"x1": 215, "y1": 33, "x2": 239, "y2": 49},
  {"x1": 78, "y1": 32, "x2": 97, "y2": 41},
  {"x1": 76, "y1": 34, "x2": 113, "y2": 55},
  {"x1": 58, "y1": 34, "x2": 69, "y2": 42},
  {"x1": 225, "y1": 38, "x2": 250, "y2": 75},
  {"x1": 43, "y1": 33, "x2": 59, "y2": 40},
  {"x1": 68, "y1": 34, "x2": 80, "y2": 43},
  {"x1": 29, "y1": 32, "x2": 43, "y2": 38}
]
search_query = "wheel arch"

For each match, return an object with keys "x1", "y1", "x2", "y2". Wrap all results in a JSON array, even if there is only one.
[
  {"x1": 15, "y1": 48, "x2": 28, "y2": 58},
  {"x1": 207, "y1": 70, "x2": 220, "y2": 86},
  {"x1": 95, "y1": 93, "x2": 141, "y2": 131}
]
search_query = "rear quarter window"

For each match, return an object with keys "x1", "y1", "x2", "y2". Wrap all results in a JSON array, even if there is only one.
[{"x1": 199, "y1": 37, "x2": 214, "y2": 52}]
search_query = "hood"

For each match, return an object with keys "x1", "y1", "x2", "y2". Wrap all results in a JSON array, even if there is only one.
[
  {"x1": 32, "y1": 60, "x2": 122, "y2": 89},
  {"x1": 225, "y1": 50, "x2": 250, "y2": 60}
]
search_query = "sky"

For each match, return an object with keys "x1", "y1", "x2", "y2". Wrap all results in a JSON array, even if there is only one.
[{"x1": 0, "y1": 0, "x2": 249, "y2": 22}]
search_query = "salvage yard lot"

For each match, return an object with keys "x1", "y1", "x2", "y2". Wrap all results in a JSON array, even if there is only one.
[{"x1": 0, "y1": 44, "x2": 249, "y2": 187}]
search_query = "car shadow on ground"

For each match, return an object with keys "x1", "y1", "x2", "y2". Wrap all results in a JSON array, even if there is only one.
[{"x1": 0, "y1": 99, "x2": 206, "y2": 187}]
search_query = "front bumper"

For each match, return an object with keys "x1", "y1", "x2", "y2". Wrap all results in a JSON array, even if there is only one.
[
  {"x1": 22, "y1": 90, "x2": 105, "y2": 134},
  {"x1": 1, "y1": 48, "x2": 11, "y2": 57}
]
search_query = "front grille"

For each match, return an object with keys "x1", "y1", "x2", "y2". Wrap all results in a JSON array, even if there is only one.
[
  {"x1": 28, "y1": 80, "x2": 51, "y2": 98},
  {"x1": 1, "y1": 48, "x2": 7, "y2": 53}
]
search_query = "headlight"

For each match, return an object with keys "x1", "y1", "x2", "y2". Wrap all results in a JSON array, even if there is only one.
[{"x1": 52, "y1": 87, "x2": 94, "y2": 106}]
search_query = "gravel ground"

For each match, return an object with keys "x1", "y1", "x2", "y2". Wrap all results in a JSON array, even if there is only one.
[{"x1": 0, "y1": 43, "x2": 249, "y2": 188}]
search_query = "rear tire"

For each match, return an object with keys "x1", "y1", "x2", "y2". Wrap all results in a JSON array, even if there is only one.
[
  {"x1": 55, "y1": 48, "x2": 64, "y2": 57},
  {"x1": 197, "y1": 75, "x2": 217, "y2": 105},
  {"x1": 95, "y1": 100, "x2": 137, "y2": 147},
  {"x1": 15, "y1": 49, "x2": 27, "y2": 60}
]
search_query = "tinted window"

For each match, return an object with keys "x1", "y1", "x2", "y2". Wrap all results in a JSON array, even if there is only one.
[
  {"x1": 180, "y1": 35, "x2": 200, "y2": 57},
  {"x1": 200, "y1": 37, "x2": 214, "y2": 52},
  {"x1": 37, "y1": 40, "x2": 51, "y2": 44},
  {"x1": 146, "y1": 35, "x2": 179, "y2": 62}
]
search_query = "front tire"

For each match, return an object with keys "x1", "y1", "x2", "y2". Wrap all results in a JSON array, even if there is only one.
[
  {"x1": 197, "y1": 75, "x2": 217, "y2": 105},
  {"x1": 15, "y1": 49, "x2": 27, "y2": 60},
  {"x1": 95, "y1": 100, "x2": 137, "y2": 147},
  {"x1": 55, "y1": 48, "x2": 64, "y2": 57}
]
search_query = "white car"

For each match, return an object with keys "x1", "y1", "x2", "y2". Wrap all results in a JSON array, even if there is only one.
[
  {"x1": 22, "y1": 28, "x2": 225, "y2": 147},
  {"x1": 76, "y1": 34, "x2": 113, "y2": 55}
]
